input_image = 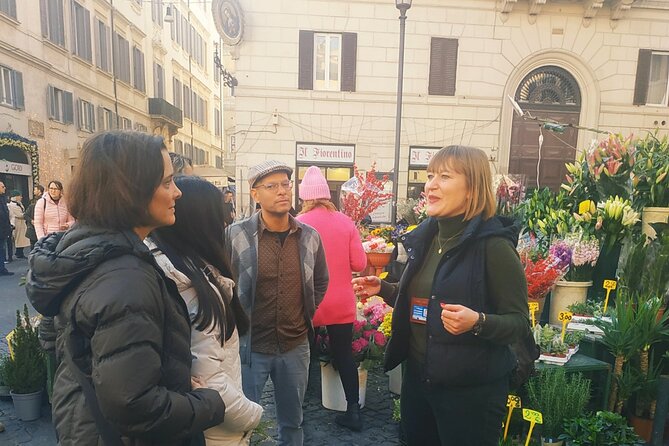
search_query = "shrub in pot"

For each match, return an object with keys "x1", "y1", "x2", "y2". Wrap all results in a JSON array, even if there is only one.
[
  {"x1": 559, "y1": 411, "x2": 644, "y2": 446},
  {"x1": 527, "y1": 368, "x2": 591, "y2": 444}
]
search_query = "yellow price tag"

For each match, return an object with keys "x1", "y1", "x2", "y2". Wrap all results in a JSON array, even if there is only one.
[
  {"x1": 522, "y1": 409, "x2": 543, "y2": 424},
  {"x1": 522, "y1": 409, "x2": 543, "y2": 446},
  {"x1": 603, "y1": 280, "x2": 617, "y2": 290},
  {"x1": 507, "y1": 395, "x2": 521, "y2": 408},
  {"x1": 504, "y1": 395, "x2": 522, "y2": 440},
  {"x1": 603, "y1": 280, "x2": 617, "y2": 313},
  {"x1": 578, "y1": 200, "x2": 593, "y2": 215},
  {"x1": 379, "y1": 272, "x2": 388, "y2": 280},
  {"x1": 528, "y1": 302, "x2": 539, "y2": 327},
  {"x1": 558, "y1": 311, "x2": 573, "y2": 322}
]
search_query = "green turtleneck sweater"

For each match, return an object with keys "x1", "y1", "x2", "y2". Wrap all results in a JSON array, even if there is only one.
[{"x1": 405, "y1": 215, "x2": 529, "y2": 364}]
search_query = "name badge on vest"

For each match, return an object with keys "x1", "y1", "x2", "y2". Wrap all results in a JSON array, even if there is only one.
[{"x1": 410, "y1": 297, "x2": 428, "y2": 325}]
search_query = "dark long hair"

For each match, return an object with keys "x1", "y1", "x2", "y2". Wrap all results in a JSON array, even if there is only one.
[{"x1": 152, "y1": 176, "x2": 248, "y2": 343}]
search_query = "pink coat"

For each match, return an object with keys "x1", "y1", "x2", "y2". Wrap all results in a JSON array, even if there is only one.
[
  {"x1": 34, "y1": 195, "x2": 75, "y2": 239},
  {"x1": 297, "y1": 207, "x2": 367, "y2": 326}
]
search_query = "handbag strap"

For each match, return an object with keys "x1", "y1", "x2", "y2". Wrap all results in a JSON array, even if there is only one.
[{"x1": 64, "y1": 298, "x2": 124, "y2": 446}]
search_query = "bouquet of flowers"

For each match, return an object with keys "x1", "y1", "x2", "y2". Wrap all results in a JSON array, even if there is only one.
[
  {"x1": 353, "y1": 296, "x2": 393, "y2": 369},
  {"x1": 340, "y1": 163, "x2": 393, "y2": 226},
  {"x1": 549, "y1": 235, "x2": 599, "y2": 282},
  {"x1": 362, "y1": 236, "x2": 394, "y2": 253},
  {"x1": 519, "y1": 238, "x2": 569, "y2": 301},
  {"x1": 494, "y1": 174, "x2": 526, "y2": 217},
  {"x1": 586, "y1": 133, "x2": 636, "y2": 201},
  {"x1": 596, "y1": 196, "x2": 640, "y2": 253}
]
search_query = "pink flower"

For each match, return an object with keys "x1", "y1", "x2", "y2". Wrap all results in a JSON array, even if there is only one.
[
  {"x1": 363, "y1": 330, "x2": 375, "y2": 340},
  {"x1": 373, "y1": 331, "x2": 386, "y2": 347}
]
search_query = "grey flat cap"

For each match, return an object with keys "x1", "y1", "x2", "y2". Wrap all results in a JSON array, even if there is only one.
[{"x1": 248, "y1": 160, "x2": 294, "y2": 188}]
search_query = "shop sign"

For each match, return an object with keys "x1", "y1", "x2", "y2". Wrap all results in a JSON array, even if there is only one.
[
  {"x1": 0, "y1": 160, "x2": 31, "y2": 176},
  {"x1": 297, "y1": 143, "x2": 354, "y2": 164},
  {"x1": 409, "y1": 147, "x2": 440, "y2": 167}
]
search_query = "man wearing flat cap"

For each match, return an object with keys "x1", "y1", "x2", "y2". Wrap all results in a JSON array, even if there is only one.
[{"x1": 224, "y1": 160, "x2": 329, "y2": 446}]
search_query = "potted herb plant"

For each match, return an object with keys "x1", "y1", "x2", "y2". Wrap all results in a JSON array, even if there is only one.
[
  {"x1": 4, "y1": 305, "x2": 47, "y2": 421},
  {"x1": 527, "y1": 368, "x2": 591, "y2": 445},
  {"x1": 559, "y1": 411, "x2": 644, "y2": 446}
]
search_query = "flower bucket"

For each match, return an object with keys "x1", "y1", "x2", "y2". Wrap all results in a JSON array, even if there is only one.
[
  {"x1": 541, "y1": 438, "x2": 564, "y2": 446},
  {"x1": 387, "y1": 365, "x2": 402, "y2": 395},
  {"x1": 10, "y1": 390, "x2": 42, "y2": 421},
  {"x1": 549, "y1": 281, "x2": 592, "y2": 326},
  {"x1": 642, "y1": 206, "x2": 669, "y2": 240},
  {"x1": 320, "y1": 362, "x2": 367, "y2": 412},
  {"x1": 366, "y1": 252, "x2": 392, "y2": 277}
]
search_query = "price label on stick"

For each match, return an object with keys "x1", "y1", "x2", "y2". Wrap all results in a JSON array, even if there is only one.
[
  {"x1": 522, "y1": 409, "x2": 543, "y2": 446},
  {"x1": 503, "y1": 395, "x2": 522, "y2": 441},
  {"x1": 603, "y1": 280, "x2": 617, "y2": 313},
  {"x1": 559, "y1": 311, "x2": 572, "y2": 343},
  {"x1": 528, "y1": 302, "x2": 539, "y2": 327}
]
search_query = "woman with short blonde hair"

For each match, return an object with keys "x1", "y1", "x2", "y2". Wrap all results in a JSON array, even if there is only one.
[{"x1": 352, "y1": 145, "x2": 528, "y2": 445}]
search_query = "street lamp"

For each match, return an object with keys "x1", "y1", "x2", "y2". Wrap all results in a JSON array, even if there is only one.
[{"x1": 391, "y1": 0, "x2": 412, "y2": 224}]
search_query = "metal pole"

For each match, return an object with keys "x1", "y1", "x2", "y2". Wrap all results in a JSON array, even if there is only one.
[{"x1": 391, "y1": 7, "x2": 408, "y2": 224}]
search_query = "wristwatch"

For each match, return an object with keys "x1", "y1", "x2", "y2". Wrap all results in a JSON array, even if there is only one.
[{"x1": 472, "y1": 312, "x2": 486, "y2": 336}]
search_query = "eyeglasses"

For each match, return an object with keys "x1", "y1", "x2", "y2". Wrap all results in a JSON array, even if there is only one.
[{"x1": 253, "y1": 180, "x2": 293, "y2": 193}]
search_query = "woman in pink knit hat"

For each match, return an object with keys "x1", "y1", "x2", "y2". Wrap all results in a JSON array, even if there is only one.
[{"x1": 296, "y1": 165, "x2": 367, "y2": 431}]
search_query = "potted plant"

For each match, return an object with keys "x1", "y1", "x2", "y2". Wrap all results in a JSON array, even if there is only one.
[
  {"x1": 631, "y1": 132, "x2": 669, "y2": 239},
  {"x1": 4, "y1": 305, "x2": 47, "y2": 421},
  {"x1": 559, "y1": 411, "x2": 644, "y2": 446},
  {"x1": 527, "y1": 368, "x2": 591, "y2": 445}
]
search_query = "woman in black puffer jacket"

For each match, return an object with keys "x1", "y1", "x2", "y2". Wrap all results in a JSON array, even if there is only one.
[{"x1": 27, "y1": 131, "x2": 225, "y2": 445}]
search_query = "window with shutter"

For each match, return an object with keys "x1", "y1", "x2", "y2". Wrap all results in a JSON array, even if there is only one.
[
  {"x1": 46, "y1": 85, "x2": 73, "y2": 123},
  {"x1": 114, "y1": 33, "x2": 131, "y2": 83},
  {"x1": 173, "y1": 78, "x2": 182, "y2": 109},
  {"x1": 12, "y1": 70, "x2": 23, "y2": 110},
  {"x1": 214, "y1": 107, "x2": 221, "y2": 136},
  {"x1": 313, "y1": 33, "x2": 341, "y2": 91},
  {"x1": 634, "y1": 49, "x2": 669, "y2": 106},
  {"x1": 95, "y1": 20, "x2": 111, "y2": 72},
  {"x1": 41, "y1": 0, "x2": 65, "y2": 47},
  {"x1": 151, "y1": 0, "x2": 163, "y2": 26},
  {"x1": 154, "y1": 62, "x2": 164, "y2": 99},
  {"x1": 72, "y1": 2, "x2": 92, "y2": 62},
  {"x1": 77, "y1": 99, "x2": 95, "y2": 132},
  {"x1": 0, "y1": 0, "x2": 17, "y2": 19},
  {"x1": 428, "y1": 37, "x2": 458, "y2": 96},
  {"x1": 132, "y1": 46, "x2": 146, "y2": 92},
  {"x1": 0, "y1": 66, "x2": 14, "y2": 107},
  {"x1": 299, "y1": 31, "x2": 356, "y2": 92}
]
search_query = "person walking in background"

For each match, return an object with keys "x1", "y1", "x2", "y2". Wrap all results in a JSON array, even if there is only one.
[
  {"x1": 169, "y1": 152, "x2": 194, "y2": 176},
  {"x1": 352, "y1": 145, "x2": 528, "y2": 446},
  {"x1": 8, "y1": 190, "x2": 29, "y2": 259},
  {"x1": 0, "y1": 181, "x2": 14, "y2": 276},
  {"x1": 24, "y1": 184, "x2": 44, "y2": 250},
  {"x1": 149, "y1": 176, "x2": 263, "y2": 445},
  {"x1": 34, "y1": 180, "x2": 74, "y2": 239},
  {"x1": 296, "y1": 166, "x2": 367, "y2": 432},
  {"x1": 27, "y1": 131, "x2": 225, "y2": 445},
  {"x1": 222, "y1": 190, "x2": 236, "y2": 226},
  {"x1": 225, "y1": 160, "x2": 329, "y2": 446}
]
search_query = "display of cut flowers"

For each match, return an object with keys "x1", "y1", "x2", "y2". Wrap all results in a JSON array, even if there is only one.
[
  {"x1": 354, "y1": 296, "x2": 393, "y2": 369},
  {"x1": 518, "y1": 237, "x2": 568, "y2": 302},
  {"x1": 549, "y1": 234, "x2": 599, "y2": 282},
  {"x1": 596, "y1": 196, "x2": 640, "y2": 253},
  {"x1": 586, "y1": 133, "x2": 636, "y2": 201},
  {"x1": 362, "y1": 236, "x2": 394, "y2": 253}
]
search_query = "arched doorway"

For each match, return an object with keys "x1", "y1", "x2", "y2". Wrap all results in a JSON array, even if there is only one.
[
  {"x1": 0, "y1": 132, "x2": 39, "y2": 206},
  {"x1": 509, "y1": 66, "x2": 581, "y2": 191}
]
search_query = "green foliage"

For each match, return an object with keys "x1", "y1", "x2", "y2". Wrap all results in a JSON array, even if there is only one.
[
  {"x1": 4, "y1": 305, "x2": 46, "y2": 394},
  {"x1": 559, "y1": 411, "x2": 644, "y2": 446},
  {"x1": 527, "y1": 368, "x2": 591, "y2": 438},
  {"x1": 0, "y1": 354, "x2": 9, "y2": 386},
  {"x1": 564, "y1": 330, "x2": 585, "y2": 347},
  {"x1": 631, "y1": 132, "x2": 669, "y2": 208},
  {"x1": 619, "y1": 226, "x2": 669, "y2": 301},
  {"x1": 567, "y1": 300, "x2": 602, "y2": 317},
  {"x1": 392, "y1": 398, "x2": 401, "y2": 423},
  {"x1": 518, "y1": 188, "x2": 571, "y2": 249}
]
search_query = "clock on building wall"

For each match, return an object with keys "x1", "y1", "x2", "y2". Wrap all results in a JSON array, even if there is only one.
[{"x1": 212, "y1": 0, "x2": 244, "y2": 46}]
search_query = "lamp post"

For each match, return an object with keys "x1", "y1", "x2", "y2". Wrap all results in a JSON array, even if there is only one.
[{"x1": 391, "y1": 0, "x2": 412, "y2": 224}]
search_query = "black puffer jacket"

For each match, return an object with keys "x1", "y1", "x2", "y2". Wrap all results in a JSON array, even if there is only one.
[{"x1": 27, "y1": 225, "x2": 225, "y2": 445}]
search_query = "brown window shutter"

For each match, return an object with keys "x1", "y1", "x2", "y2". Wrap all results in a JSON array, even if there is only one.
[
  {"x1": 633, "y1": 49, "x2": 652, "y2": 106},
  {"x1": 341, "y1": 32, "x2": 357, "y2": 92},
  {"x1": 298, "y1": 30, "x2": 314, "y2": 90},
  {"x1": 428, "y1": 37, "x2": 458, "y2": 96}
]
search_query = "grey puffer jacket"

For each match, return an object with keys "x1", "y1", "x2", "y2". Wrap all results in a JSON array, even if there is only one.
[{"x1": 26, "y1": 225, "x2": 225, "y2": 446}]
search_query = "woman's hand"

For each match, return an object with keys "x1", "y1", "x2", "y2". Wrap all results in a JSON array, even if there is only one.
[
  {"x1": 351, "y1": 276, "x2": 381, "y2": 299},
  {"x1": 440, "y1": 303, "x2": 479, "y2": 335}
]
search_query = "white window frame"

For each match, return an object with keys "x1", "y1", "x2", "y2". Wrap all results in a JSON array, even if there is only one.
[
  {"x1": 0, "y1": 66, "x2": 14, "y2": 107},
  {"x1": 77, "y1": 98, "x2": 95, "y2": 132},
  {"x1": 313, "y1": 33, "x2": 341, "y2": 91},
  {"x1": 647, "y1": 51, "x2": 669, "y2": 107},
  {"x1": 100, "y1": 106, "x2": 114, "y2": 130},
  {"x1": 122, "y1": 117, "x2": 132, "y2": 129},
  {"x1": 48, "y1": 85, "x2": 73, "y2": 123}
]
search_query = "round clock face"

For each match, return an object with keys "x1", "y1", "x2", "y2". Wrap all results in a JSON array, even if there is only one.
[{"x1": 212, "y1": 0, "x2": 243, "y2": 45}]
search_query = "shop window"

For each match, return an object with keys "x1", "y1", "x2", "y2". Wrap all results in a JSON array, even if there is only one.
[
  {"x1": 407, "y1": 169, "x2": 428, "y2": 200},
  {"x1": 634, "y1": 49, "x2": 669, "y2": 106}
]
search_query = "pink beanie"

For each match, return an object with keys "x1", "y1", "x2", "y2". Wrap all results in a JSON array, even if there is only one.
[{"x1": 299, "y1": 166, "x2": 331, "y2": 200}]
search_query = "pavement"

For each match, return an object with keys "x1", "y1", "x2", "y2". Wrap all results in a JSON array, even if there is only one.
[{"x1": 0, "y1": 257, "x2": 401, "y2": 445}]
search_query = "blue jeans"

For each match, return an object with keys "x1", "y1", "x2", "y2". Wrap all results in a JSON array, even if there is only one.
[{"x1": 242, "y1": 339, "x2": 310, "y2": 446}]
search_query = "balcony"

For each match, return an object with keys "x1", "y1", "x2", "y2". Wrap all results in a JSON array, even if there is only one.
[{"x1": 148, "y1": 97, "x2": 183, "y2": 129}]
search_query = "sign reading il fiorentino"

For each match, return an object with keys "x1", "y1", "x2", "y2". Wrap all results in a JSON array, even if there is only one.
[
  {"x1": 0, "y1": 160, "x2": 31, "y2": 176},
  {"x1": 296, "y1": 143, "x2": 355, "y2": 164},
  {"x1": 409, "y1": 146, "x2": 441, "y2": 167}
]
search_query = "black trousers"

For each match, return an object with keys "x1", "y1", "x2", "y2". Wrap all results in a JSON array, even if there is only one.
[
  {"x1": 325, "y1": 323, "x2": 359, "y2": 405},
  {"x1": 401, "y1": 358, "x2": 508, "y2": 446}
]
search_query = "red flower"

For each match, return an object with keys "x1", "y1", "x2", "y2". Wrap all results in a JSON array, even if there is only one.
[{"x1": 373, "y1": 331, "x2": 386, "y2": 347}]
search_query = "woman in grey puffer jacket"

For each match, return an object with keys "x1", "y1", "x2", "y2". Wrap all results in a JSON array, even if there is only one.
[{"x1": 27, "y1": 131, "x2": 225, "y2": 445}]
